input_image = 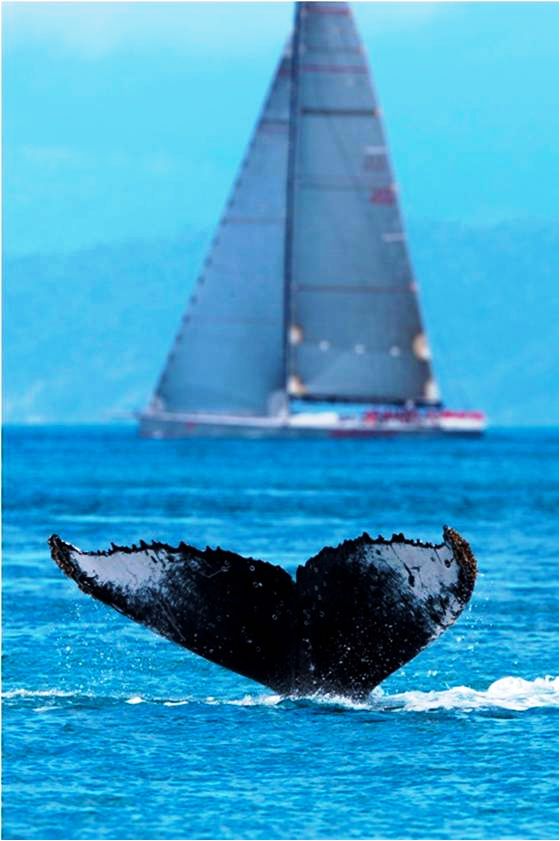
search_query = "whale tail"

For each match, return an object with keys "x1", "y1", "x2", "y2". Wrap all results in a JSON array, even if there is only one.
[{"x1": 49, "y1": 528, "x2": 476, "y2": 698}]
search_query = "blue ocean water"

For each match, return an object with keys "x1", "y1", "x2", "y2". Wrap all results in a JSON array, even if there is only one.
[{"x1": 2, "y1": 425, "x2": 558, "y2": 840}]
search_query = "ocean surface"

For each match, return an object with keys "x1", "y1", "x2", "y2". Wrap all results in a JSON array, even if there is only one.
[{"x1": 3, "y1": 425, "x2": 558, "y2": 840}]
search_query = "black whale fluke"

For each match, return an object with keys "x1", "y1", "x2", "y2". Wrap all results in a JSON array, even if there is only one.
[{"x1": 48, "y1": 529, "x2": 476, "y2": 698}]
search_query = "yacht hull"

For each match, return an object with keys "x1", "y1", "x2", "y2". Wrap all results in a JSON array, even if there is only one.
[{"x1": 139, "y1": 411, "x2": 486, "y2": 439}]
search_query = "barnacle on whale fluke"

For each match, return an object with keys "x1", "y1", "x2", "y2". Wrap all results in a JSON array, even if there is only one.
[{"x1": 49, "y1": 528, "x2": 476, "y2": 698}]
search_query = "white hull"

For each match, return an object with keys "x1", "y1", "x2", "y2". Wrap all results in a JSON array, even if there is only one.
[{"x1": 139, "y1": 409, "x2": 486, "y2": 439}]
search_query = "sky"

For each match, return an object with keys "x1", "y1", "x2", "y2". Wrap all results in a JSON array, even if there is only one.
[
  {"x1": 3, "y1": 1, "x2": 558, "y2": 426},
  {"x1": 4, "y1": 1, "x2": 558, "y2": 256}
]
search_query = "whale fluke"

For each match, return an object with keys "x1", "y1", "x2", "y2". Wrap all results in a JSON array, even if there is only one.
[{"x1": 48, "y1": 528, "x2": 476, "y2": 698}]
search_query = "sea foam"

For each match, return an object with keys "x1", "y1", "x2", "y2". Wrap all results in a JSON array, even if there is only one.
[
  {"x1": 318, "y1": 675, "x2": 560, "y2": 713},
  {"x1": 4, "y1": 675, "x2": 558, "y2": 714}
]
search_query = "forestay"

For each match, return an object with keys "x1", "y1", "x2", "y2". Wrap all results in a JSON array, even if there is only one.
[{"x1": 286, "y1": 2, "x2": 439, "y2": 405}]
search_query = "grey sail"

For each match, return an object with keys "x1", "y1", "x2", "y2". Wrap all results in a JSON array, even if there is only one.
[
  {"x1": 286, "y1": 2, "x2": 439, "y2": 405},
  {"x1": 147, "y1": 2, "x2": 446, "y2": 426},
  {"x1": 152, "y1": 49, "x2": 292, "y2": 417}
]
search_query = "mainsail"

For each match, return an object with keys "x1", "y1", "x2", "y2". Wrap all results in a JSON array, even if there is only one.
[
  {"x1": 286, "y1": 2, "x2": 438, "y2": 405},
  {"x1": 153, "y1": 50, "x2": 292, "y2": 416},
  {"x1": 150, "y1": 1, "x2": 440, "y2": 418}
]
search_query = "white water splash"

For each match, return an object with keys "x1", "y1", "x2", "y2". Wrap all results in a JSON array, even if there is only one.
[
  {"x1": 381, "y1": 675, "x2": 559, "y2": 712},
  {"x1": 134, "y1": 676, "x2": 560, "y2": 712},
  {"x1": 314, "y1": 675, "x2": 559, "y2": 713},
  {"x1": 228, "y1": 693, "x2": 283, "y2": 707},
  {"x1": 2, "y1": 688, "x2": 77, "y2": 699},
  {"x1": 5, "y1": 676, "x2": 558, "y2": 713}
]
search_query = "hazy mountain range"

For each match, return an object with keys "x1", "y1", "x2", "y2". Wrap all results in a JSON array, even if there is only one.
[{"x1": 4, "y1": 218, "x2": 557, "y2": 426}]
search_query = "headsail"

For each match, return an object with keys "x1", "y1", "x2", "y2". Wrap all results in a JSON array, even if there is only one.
[
  {"x1": 286, "y1": 2, "x2": 439, "y2": 405},
  {"x1": 152, "y1": 49, "x2": 292, "y2": 417}
]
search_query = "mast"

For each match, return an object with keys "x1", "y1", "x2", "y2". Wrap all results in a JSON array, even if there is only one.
[{"x1": 281, "y1": 2, "x2": 302, "y2": 408}]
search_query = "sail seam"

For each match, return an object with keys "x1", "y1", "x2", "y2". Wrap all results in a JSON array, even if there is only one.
[
  {"x1": 301, "y1": 64, "x2": 368, "y2": 74},
  {"x1": 297, "y1": 181, "x2": 389, "y2": 191},
  {"x1": 301, "y1": 107, "x2": 375, "y2": 116},
  {"x1": 185, "y1": 318, "x2": 279, "y2": 325},
  {"x1": 295, "y1": 284, "x2": 415, "y2": 293},
  {"x1": 223, "y1": 216, "x2": 285, "y2": 224}
]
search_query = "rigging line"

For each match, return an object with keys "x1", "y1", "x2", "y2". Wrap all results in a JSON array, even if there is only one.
[{"x1": 282, "y1": 10, "x2": 302, "y2": 393}]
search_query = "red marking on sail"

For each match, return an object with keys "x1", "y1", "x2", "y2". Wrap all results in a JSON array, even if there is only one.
[
  {"x1": 370, "y1": 187, "x2": 396, "y2": 205},
  {"x1": 301, "y1": 64, "x2": 367, "y2": 74}
]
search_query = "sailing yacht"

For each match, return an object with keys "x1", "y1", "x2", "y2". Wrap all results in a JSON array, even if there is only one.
[{"x1": 140, "y1": 1, "x2": 485, "y2": 439}]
